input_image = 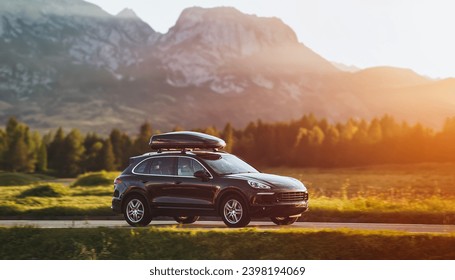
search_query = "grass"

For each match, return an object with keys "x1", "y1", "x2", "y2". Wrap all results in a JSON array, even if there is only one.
[
  {"x1": 71, "y1": 171, "x2": 119, "y2": 187},
  {"x1": 265, "y1": 162, "x2": 455, "y2": 198},
  {"x1": 0, "y1": 163, "x2": 455, "y2": 223},
  {"x1": 0, "y1": 227, "x2": 454, "y2": 259},
  {"x1": 0, "y1": 172, "x2": 44, "y2": 186},
  {"x1": 0, "y1": 171, "x2": 116, "y2": 217},
  {"x1": 17, "y1": 183, "x2": 69, "y2": 198}
]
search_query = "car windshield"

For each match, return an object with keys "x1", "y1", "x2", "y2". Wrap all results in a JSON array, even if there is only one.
[{"x1": 200, "y1": 154, "x2": 259, "y2": 175}]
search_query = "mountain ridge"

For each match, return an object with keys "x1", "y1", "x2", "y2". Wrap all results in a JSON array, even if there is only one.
[{"x1": 0, "y1": 0, "x2": 454, "y2": 133}]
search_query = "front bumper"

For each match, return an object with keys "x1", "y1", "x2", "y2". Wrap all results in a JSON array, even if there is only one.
[{"x1": 249, "y1": 191, "x2": 309, "y2": 217}]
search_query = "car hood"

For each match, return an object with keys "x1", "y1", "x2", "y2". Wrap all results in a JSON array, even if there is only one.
[{"x1": 225, "y1": 173, "x2": 306, "y2": 191}]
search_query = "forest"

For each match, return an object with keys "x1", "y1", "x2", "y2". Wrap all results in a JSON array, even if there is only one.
[{"x1": 0, "y1": 114, "x2": 455, "y2": 177}]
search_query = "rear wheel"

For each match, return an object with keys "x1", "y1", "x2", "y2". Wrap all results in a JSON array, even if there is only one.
[
  {"x1": 174, "y1": 216, "x2": 200, "y2": 224},
  {"x1": 123, "y1": 195, "x2": 152, "y2": 227},
  {"x1": 221, "y1": 195, "x2": 250, "y2": 228},
  {"x1": 271, "y1": 216, "x2": 299, "y2": 225}
]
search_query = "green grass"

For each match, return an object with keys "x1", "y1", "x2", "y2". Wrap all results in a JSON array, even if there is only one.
[
  {"x1": 17, "y1": 183, "x2": 69, "y2": 198},
  {"x1": 0, "y1": 176, "x2": 114, "y2": 217},
  {"x1": 0, "y1": 172, "x2": 43, "y2": 186},
  {"x1": 265, "y1": 162, "x2": 455, "y2": 199},
  {"x1": 0, "y1": 227, "x2": 454, "y2": 259},
  {"x1": 1, "y1": 163, "x2": 455, "y2": 223},
  {"x1": 71, "y1": 171, "x2": 119, "y2": 187}
]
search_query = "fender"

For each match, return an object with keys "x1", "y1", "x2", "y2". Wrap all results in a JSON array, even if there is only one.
[{"x1": 214, "y1": 186, "x2": 251, "y2": 214}]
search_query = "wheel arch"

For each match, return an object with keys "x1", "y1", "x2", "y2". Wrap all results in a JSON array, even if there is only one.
[
  {"x1": 215, "y1": 188, "x2": 250, "y2": 215},
  {"x1": 121, "y1": 188, "x2": 149, "y2": 212}
]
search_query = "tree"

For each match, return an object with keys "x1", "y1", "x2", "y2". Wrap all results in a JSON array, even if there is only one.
[
  {"x1": 9, "y1": 136, "x2": 28, "y2": 172},
  {"x1": 59, "y1": 129, "x2": 85, "y2": 177},
  {"x1": 36, "y1": 142, "x2": 48, "y2": 172},
  {"x1": 96, "y1": 139, "x2": 116, "y2": 171},
  {"x1": 4, "y1": 117, "x2": 34, "y2": 172},
  {"x1": 222, "y1": 123, "x2": 234, "y2": 153},
  {"x1": 48, "y1": 127, "x2": 65, "y2": 171},
  {"x1": 0, "y1": 129, "x2": 6, "y2": 169},
  {"x1": 132, "y1": 122, "x2": 152, "y2": 156}
]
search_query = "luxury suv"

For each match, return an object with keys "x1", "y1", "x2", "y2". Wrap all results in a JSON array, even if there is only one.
[{"x1": 112, "y1": 131, "x2": 309, "y2": 228}]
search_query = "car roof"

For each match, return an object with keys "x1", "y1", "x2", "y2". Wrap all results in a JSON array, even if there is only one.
[{"x1": 130, "y1": 150, "x2": 227, "y2": 161}]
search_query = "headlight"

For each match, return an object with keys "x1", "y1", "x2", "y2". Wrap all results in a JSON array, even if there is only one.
[{"x1": 248, "y1": 180, "x2": 271, "y2": 189}]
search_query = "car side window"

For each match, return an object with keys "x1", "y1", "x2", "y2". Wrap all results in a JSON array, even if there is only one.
[
  {"x1": 134, "y1": 159, "x2": 151, "y2": 174},
  {"x1": 177, "y1": 157, "x2": 205, "y2": 177},
  {"x1": 149, "y1": 157, "x2": 175, "y2": 175}
]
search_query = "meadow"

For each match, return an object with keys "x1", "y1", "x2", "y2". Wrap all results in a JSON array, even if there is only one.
[
  {"x1": 1, "y1": 163, "x2": 455, "y2": 224},
  {"x1": 1, "y1": 227, "x2": 454, "y2": 259}
]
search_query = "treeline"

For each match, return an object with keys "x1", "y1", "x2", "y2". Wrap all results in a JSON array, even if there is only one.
[
  {"x1": 232, "y1": 114, "x2": 455, "y2": 167},
  {"x1": 1, "y1": 115, "x2": 455, "y2": 176}
]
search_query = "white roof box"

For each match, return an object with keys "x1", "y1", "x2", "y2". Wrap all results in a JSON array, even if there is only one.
[{"x1": 149, "y1": 131, "x2": 226, "y2": 150}]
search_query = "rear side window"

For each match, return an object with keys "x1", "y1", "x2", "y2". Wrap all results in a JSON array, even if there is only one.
[
  {"x1": 134, "y1": 157, "x2": 176, "y2": 175},
  {"x1": 149, "y1": 157, "x2": 175, "y2": 175},
  {"x1": 134, "y1": 160, "x2": 150, "y2": 174}
]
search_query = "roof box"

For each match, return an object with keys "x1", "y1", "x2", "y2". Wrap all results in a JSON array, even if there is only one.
[{"x1": 149, "y1": 131, "x2": 226, "y2": 150}]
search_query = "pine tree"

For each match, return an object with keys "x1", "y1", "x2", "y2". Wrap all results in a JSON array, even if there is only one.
[
  {"x1": 132, "y1": 122, "x2": 152, "y2": 155},
  {"x1": 222, "y1": 123, "x2": 234, "y2": 153},
  {"x1": 98, "y1": 139, "x2": 116, "y2": 171},
  {"x1": 60, "y1": 129, "x2": 85, "y2": 177},
  {"x1": 109, "y1": 129, "x2": 125, "y2": 170},
  {"x1": 36, "y1": 142, "x2": 48, "y2": 172},
  {"x1": 9, "y1": 136, "x2": 28, "y2": 172},
  {"x1": 48, "y1": 128, "x2": 65, "y2": 171},
  {"x1": 0, "y1": 129, "x2": 6, "y2": 169},
  {"x1": 4, "y1": 117, "x2": 33, "y2": 172}
]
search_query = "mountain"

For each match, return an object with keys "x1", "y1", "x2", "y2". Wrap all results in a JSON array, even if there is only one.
[
  {"x1": 331, "y1": 62, "x2": 360, "y2": 73},
  {"x1": 1, "y1": 0, "x2": 454, "y2": 133}
]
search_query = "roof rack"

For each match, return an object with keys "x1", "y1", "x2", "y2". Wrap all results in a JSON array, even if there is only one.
[{"x1": 149, "y1": 131, "x2": 226, "y2": 151}]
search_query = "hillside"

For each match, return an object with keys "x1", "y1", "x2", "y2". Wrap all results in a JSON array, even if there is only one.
[{"x1": 1, "y1": 0, "x2": 454, "y2": 133}]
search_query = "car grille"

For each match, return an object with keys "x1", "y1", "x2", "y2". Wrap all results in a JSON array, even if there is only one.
[{"x1": 277, "y1": 192, "x2": 308, "y2": 202}]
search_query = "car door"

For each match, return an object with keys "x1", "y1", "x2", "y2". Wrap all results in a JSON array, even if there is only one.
[
  {"x1": 134, "y1": 156, "x2": 177, "y2": 208},
  {"x1": 167, "y1": 156, "x2": 219, "y2": 210}
]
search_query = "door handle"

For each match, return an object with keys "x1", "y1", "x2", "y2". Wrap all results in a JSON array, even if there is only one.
[
  {"x1": 142, "y1": 180, "x2": 148, "y2": 184},
  {"x1": 175, "y1": 181, "x2": 182, "y2": 185}
]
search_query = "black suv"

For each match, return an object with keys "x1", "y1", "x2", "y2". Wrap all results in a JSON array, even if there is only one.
[{"x1": 112, "y1": 131, "x2": 308, "y2": 227}]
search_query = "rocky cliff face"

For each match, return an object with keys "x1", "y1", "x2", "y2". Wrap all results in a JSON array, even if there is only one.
[{"x1": 153, "y1": 7, "x2": 337, "y2": 93}]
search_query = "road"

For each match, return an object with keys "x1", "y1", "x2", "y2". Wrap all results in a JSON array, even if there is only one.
[{"x1": 1, "y1": 220, "x2": 455, "y2": 233}]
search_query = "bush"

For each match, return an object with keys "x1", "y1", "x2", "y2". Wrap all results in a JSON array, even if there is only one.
[
  {"x1": 18, "y1": 184, "x2": 69, "y2": 198},
  {"x1": 71, "y1": 171, "x2": 119, "y2": 187},
  {"x1": 0, "y1": 173, "x2": 41, "y2": 186}
]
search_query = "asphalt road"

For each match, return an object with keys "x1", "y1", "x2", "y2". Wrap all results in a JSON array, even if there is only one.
[{"x1": 1, "y1": 220, "x2": 455, "y2": 233}]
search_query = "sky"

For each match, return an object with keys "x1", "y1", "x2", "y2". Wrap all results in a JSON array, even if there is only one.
[{"x1": 86, "y1": 0, "x2": 455, "y2": 79}]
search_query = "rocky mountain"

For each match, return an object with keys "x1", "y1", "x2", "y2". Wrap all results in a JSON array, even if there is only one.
[{"x1": 0, "y1": 0, "x2": 454, "y2": 133}]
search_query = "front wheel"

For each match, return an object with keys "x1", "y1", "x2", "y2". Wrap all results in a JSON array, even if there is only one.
[
  {"x1": 174, "y1": 216, "x2": 199, "y2": 224},
  {"x1": 271, "y1": 216, "x2": 299, "y2": 225},
  {"x1": 221, "y1": 195, "x2": 250, "y2": 228},
  {"x1": 123, "y1": 195, "x2": 152, "y2": 227}
]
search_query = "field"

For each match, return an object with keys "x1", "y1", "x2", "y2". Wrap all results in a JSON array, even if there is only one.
[
  {"x1": 0, "y1": 227, "x2": 454, "y2": 259},
  {"x1": 1, "y1": 163, "x2": 455, "y2": 224},
  {"x1": 0, "y1": 172, "x2": 116, "y2": 217}
]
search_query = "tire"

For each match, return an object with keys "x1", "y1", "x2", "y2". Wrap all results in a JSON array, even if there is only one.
[
  {"x1": 221, "y1": 195, "x2": 250, "y2": 228},
  {"x1": 270, "y1": 216, "x2": 299, "y2": 225},
  {"x1": 123, "y1": 194, "x2": 152, "y2": 227},
  {"x1": 174, "y1": 216, "x2": 200, "y2": 224}
]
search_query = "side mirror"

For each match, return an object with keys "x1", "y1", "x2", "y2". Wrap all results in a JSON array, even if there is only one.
[{"x1": 194, "y1": 170, "x2": 210, "y2": 181}]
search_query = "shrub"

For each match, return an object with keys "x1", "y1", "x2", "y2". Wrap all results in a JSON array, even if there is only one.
[
  {"x1": 18, "y1": 184, "x2": 68, "y2": 198},
  {"x1": 71, "y1": 171, "x2": 119, "y2": 187},
  {"x1": 0, "y1": 173, "x2": 40, "y2": 186}
]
